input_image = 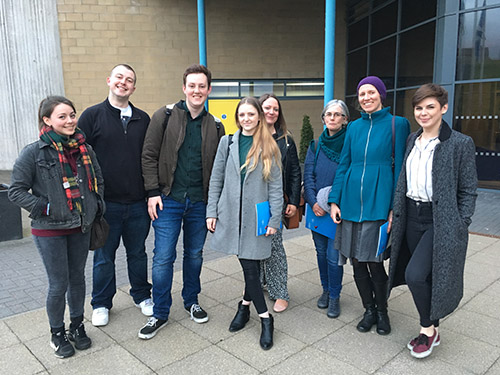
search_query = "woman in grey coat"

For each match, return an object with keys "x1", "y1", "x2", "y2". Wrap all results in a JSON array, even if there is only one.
[
  {"x1": 388, "y1": 84, "x2": 477, "y2": 359},
  {"x1": 206, "y1": 97, "x2": 283, "y2": 350}
]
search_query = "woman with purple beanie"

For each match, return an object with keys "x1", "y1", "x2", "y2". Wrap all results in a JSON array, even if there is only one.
[{"x1": 328, "y1": 76, "x2": 410, "y2": 335}]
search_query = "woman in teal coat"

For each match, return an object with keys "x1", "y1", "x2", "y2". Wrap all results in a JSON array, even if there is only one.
[{"x1": 328, "y1": 76, "x2": 410, "y2": 335}]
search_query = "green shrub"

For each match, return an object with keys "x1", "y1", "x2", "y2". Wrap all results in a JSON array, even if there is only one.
[{"x1": 299, "y1": 114, "x2": 314, "y2": 163}]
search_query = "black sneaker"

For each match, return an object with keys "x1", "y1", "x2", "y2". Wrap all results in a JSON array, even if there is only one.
[
  {"x1": 185, "y1": 303, "x2": 209, "y2": 323},
  {"x1": 67, "y1": 323, "x2": 92, "y2": 350},
  {"x1": 50, "y1": 331, "x2": 75, "y2": 359},
  {"x1": 138, "y1": 317, "x2": 167, "y2": 340}
]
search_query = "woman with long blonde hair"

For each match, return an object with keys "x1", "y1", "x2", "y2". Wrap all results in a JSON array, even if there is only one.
[{"x1": 206, "y1": 96, "x2": 283, "y2": 350}]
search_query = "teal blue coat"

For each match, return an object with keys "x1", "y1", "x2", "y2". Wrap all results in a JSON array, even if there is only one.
[{"x1": 328, "y1": 107, "x2": 410, "y2": 222}]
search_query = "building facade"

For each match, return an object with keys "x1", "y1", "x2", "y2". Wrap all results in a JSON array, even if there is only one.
[{"x1": 1, "y1": 0, "x2": 499, "y2": 187}]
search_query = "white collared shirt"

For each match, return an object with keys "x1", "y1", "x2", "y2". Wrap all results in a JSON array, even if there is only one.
[{"x1": 406, "y1": 136, "x2": 440, "y2": 202}]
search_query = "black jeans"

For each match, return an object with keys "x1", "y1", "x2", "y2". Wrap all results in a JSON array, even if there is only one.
[
  {"x1": 239, "y1": 258, "x2": 268, "y2": 314},
  {"x1": 405, "y1": 199, "x2": 439, "y2": 328},
  {"x1": 34, "y1": 232, "x2": 90, "y2": 329}
]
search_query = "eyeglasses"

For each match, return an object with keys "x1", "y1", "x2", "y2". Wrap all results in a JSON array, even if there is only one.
[{"x1": 324, "y1": 112, "x2": 346, "y2": 119}]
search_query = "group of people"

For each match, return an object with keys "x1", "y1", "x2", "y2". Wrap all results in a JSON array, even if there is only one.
[{"x1": 8, "y1": 62, "x2": 477, "y2": 360}]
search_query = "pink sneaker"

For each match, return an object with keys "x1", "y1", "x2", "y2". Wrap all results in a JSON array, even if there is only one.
[
  {"x1": 407, "y1": 332, "x2": 440, "y2": 350},
  {"x1": 410, "y1": 330, "x2": 440, "y2": 358}
]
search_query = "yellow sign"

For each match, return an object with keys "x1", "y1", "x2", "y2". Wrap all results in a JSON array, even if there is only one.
[{"x1": 208, "y1": 99, "x2": 240, "y2": 135}]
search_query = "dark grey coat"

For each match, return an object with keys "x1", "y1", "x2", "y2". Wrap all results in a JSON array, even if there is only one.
[
  {"x1": 206, "y1": 131, "x2": 283, "y2": 260},
  {"x1": 388, "y1": 122, "x2": 477, "y2": 320}
]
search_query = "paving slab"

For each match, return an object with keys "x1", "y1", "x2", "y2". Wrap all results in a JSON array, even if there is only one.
[
  {"x1": 122, "y1": 321, "x2": 212, "y2": 371},
  {"x1": 0, "y1": 343, "x2": 45, "y2": 375},
  {"x1": 217, "y1": 329, "x2": 306, "y2": 372},
  {"x1": 159, "y1": 345, "x2": 259, "y2": 374},
  {"x1": 264, "y1": 346, "x2": 365, "y2": 375},
  {"x1": 313, "y1": 325, "x2": 403, "y2": 373}
]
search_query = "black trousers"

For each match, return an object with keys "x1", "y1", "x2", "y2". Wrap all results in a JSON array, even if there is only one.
[
  {"x1": 239, "y1": 258, "x2": 268, "y2": 314},
  {"x1": 405, "y1": 198, "x2": 439, "y2": 328}
]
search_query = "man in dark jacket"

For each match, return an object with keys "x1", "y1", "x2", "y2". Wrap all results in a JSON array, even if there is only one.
[
  {"x1": 139, "y1": 64, "x2": 224, "y2": 339},
  {"x1": 79, "y1": 64, "x2": 153, "y2": 327}
]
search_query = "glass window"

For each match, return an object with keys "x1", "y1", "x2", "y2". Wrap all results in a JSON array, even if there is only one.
[
  {"x1": 371, "y1": 1, "x2": 398, "y2": 41},
  {"x1": 369, "y1": 37, "x2": 396, "y2": 89},
  {"x1": 461, "y1": 0, "x2": 500, "y2": 10},
  {"x1": 285, "y1": 82, "x2": 323, "y2": 97},
  {"x1": 398, "y1": 22, "x2": 435, "y2": 87},
  {"x1": 210, "y1": 82, "x2": 239, "y2": 98},
  {"x1": 240, "y1": 81, "x2": 281, "y2": 97},
  {"x1": 454, "y1": 82, "x2": 500, "y2": 187},
  {"x1": 346, "y1": 48, "x2": 368, "y2": 96},
  {"x1": 347, "y1": 0, "x2": 370, "y2": 24},
  {"x1": 395, "y1": 89, "x2": 419, "y2": 131},
  {"x1": 348, "y1": 17, "x2": 369, "y2": 50},
  {"x1": 456, "y1": 7, "x2": 500, "y2": 80},
  {"x1": 401, "y1": 0, "x2": 437, "y2": 29}
]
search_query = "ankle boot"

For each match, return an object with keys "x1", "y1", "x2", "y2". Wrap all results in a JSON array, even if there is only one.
[
  {"x1": 260, "y1": 314, "x2": 274, "y2": 350},
  {"x1": 354, "y1": 275, "x2": 377, "y2": 333},
  {"x1": 229, "y1": 301, "x2": 250, "y2": 332},
  {"x1": 373, "y1": 281, "x2": 391, "y2": 335}
]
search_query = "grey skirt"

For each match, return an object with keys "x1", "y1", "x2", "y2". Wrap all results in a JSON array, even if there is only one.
[{"x1": 334, "y1": 219, "x2": 387, "y2": 265}]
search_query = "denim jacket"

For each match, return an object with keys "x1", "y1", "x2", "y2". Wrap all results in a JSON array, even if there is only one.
[{"x1": 9, "y1": 140, "x2": 104, "y2": 233}]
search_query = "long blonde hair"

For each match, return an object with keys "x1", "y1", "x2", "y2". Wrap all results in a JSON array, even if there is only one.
[{"x1": 235, "y1": 97, "x2": 281, "y2": 180}]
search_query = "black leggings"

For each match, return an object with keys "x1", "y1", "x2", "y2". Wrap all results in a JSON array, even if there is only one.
[
  {"x1": 239, "y1": 258, "x2": 268, "y2": 314},
  {"x1": 352, "y1": 259, "x2": 388, "y2": 283},
  {"x1": 405, "y1": 199, "x2": 439, "y2": 328}
]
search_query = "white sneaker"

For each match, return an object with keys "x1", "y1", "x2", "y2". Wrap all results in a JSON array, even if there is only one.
[
  {"x1": 92, "y1": 307, "x2": 109, "y2": 326},
  {"x1": 135, "y1": 298, "x2": 154, "y2": 316}
]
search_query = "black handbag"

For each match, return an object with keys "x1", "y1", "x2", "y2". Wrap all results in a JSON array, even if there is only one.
[{"x1": 89, "y1": 215, "x2": 109, "y2": 250}]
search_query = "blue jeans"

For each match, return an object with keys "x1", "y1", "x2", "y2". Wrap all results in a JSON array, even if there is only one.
[
  {"x1": 91, "y1": 200, "x2": 152, "y2": 310},
  {"x1": 312, "y1": 231, "x2": 343, "y2": 299},
  {"x1": 151, "y1": 196, "x2": 207, "y2": 320},
  {"x1": 34, "y1": 232, "x2": 90, "y2": 329}
]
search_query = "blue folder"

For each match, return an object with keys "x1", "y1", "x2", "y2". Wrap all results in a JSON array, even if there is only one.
[
  {"x1": 304, "y1": 203, "x2": 337, "y2": 239},
  {"x1": 255, "y1": 201, "x2": 281, "y2": 236},
  {"x1": 376, "y1": 221, "x2": 390, "y2": 257}
]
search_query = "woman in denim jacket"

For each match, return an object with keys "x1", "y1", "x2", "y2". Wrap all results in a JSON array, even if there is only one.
[{"x1": 9, "y1": 96, "x2": 104, "y2": 359}]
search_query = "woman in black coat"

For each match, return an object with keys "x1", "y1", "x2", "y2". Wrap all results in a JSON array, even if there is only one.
[
  {"x1": 388, "y1": 84, "x2": 477, "y2": 359},
  {"x1": 258, "y1": 94, "x2": 301, "y2": 313}
]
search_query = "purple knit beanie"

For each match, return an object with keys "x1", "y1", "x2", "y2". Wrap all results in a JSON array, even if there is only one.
[{"x1": 357, "y1": 76, "x2": 387, "y2": 100}]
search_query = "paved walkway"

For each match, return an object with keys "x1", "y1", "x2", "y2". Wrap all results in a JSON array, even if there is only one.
[{"x1": 1, "y1": 233, "x2": 500, "y2": 374}]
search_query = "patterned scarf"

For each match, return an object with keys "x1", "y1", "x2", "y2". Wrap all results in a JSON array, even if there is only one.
[
  {"x1": 39, "y1": 125, "x2": 97, "y2": 213},
  {"x1": 318, "y1": 127, "x2": 346, "y2": 163}
]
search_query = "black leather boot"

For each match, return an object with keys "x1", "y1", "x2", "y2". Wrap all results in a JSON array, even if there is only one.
[
  {"x1": 229, "y1": 301, "x2": 250, "y2": 332},
  {"x1": 373, "y1": 281, "x2": 391, "y2": 335},
  {"x1": 260, "y1": 314, "x2": 274, "y2": 350},
  {"x1": 354, "y1": 275, "x2": 377, "y2": 333}
]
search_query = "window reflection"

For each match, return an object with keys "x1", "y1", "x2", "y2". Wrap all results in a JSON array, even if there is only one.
[
  {"x1": 401, "y1": 0, "x2": 437, "y2": 29},
  {"x1": 346, "y1": 48, "x2": 368, "y2": 96},
  {"x1": 457, "y1": 7, "x2": 500, "y2": 80},
  {"x1": 369, "y1": 37, "x2": 396, "y2": 90},
  {"x1": 396, "y1": 89, "x2": 419, "y2": 131},
  {"x1": 348, "y1": 18, "x2": 369, "y2": 50},
  {"x1": 461, "y1": 0, "x2": 500, "y2": 10},
  {"x1": 455, "y1": 82, "x2": 500, "y2": 186},
  {"x1": 398, "y1": 22, "x2": 435, "y2": 87},
  {"x1": 371, "y1": 1, "x2": 398, "y2": 41}
]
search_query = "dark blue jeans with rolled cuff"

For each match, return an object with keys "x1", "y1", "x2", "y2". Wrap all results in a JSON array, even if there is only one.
[
  {"x1": 91, "y1": 200, "x2": 152, "y2": 310},
  {"x1": 34, "y1": 232, "x2": 90, "y2": 329},
  {"x1": 151, "y1": 195, "x2": 207, "y2": 321},
  {"x1": 311, "y1": 231, "x2": 344, "y2": 299}
]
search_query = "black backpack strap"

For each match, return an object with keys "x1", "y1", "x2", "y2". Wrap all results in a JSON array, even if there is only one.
[{"x1": 162, "y1": 104, "x2": 175, "y2": 135}]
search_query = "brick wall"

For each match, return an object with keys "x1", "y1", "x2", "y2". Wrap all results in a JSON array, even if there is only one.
[{"x1": 56, "y1": 0, "x2": 346, "y2": 136}]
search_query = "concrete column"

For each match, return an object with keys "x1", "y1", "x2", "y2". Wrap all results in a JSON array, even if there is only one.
[{"x1": 0, "y1": 0, "x2": 64, "y2": 169}]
